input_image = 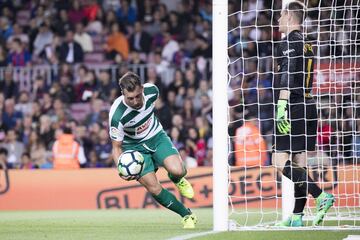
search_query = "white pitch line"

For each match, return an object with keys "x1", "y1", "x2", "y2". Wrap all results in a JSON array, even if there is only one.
[{"x1": 166, "y1": 231, "x2": 219, "y2": 240}]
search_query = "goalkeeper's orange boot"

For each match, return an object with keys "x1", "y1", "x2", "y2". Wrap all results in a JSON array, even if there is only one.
[{"x1": 175, "y1": 178, "x2": 194, "y2": 199}]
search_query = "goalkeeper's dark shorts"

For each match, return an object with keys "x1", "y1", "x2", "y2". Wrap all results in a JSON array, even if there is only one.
[{"x1": 273, "y1": 99, "x2": 317, "y2": 153}]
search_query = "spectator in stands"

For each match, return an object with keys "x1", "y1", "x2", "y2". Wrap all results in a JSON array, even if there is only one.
[
  {"x1": 74, "y1": 22, "x2": 93, "y2": 53},
  {"x1": 155, "y1": 96, "x2": 173, "y2": 131},
  {"x1": 2, "y1": 129, "x2": 24, "y2": 168},
  {"x1": 2, "y1": 98, "x2": 22, "y2": 130},
  {"x1": 30, "y1": 101, "x2": 42, "y2": 123},
  {"x1": 83, "y1": 0, "x2": 100, "y2": 22},
  {"x1": 152, "y1": 21, "x2": 169, "y2": 49},
  {"x1": 58, "y1": 75, "x2": 75, "y2": 103},
  {"x1": 33, "y1": 75, "x2": 47, "y2": 99},
  {"x1": 40, "y1": 92, "x2": 53, "y2": 114},
  {"x1": 20, "y1": 152, "x2": 33, "y2": 169},
  {"x1": 145, "y1": 8, "x2": 162, "y2": 36},
  {"x1": 87, "y1": 149, "x2": 102, "y2": 168},
  {"x1": 104, "y1": 22, "x2": 129, "y2": 61},
  {"x1": 42, "y1": 34, "x2": 61, "y2": 64},
  {"x1": 136, "y1": 0, "x2": 153, "y2": 22},
  {"x1": 15, "y1": 91, "x2": 32, "y2": 116},
  {"x1": 181, "y1": 98, "x2": 197, "y2": 129},
  {"x1": 85, "y1": 8, "x2": 104, "y2": 35},
  {"x1": 0, "y1": 68, "x2": 18, "y2": 99},
  {"x1": 162, "y1": 32, "x2": 180, "y2": 63},
  {"x1": 94, "y1": 129, "x2": 112, "y2": 167},
  {"x1": 234, "y1": 116, "x2": 267, "y2": 167},
  {"x1": 179, "y1": 147, "x2": 197, "y2": 168},
  {"x1": 183, "y1": 28, "x2": 197, "y2": 56},
  {"x1": 199, "y1": 0, "x2": 212, "y2": 22},
  {"x1": 0, "y1": 44, "x2": 7, "y2": 67},
  {"x1": 7, "y1": 38, "x2": 31, "y2": 66},
  {"x1": 195, "y1": 116, "x2": 211, "y2": 140},
  {"x1": 116, "y1": 0, "x2": 137, "y2": 25},
  {"x1": 168, "y1": 11, "x2": 183, "y2": 37},
  {"x1": 49, "y1": 98, "x2": 71, "y2": 127},
  {"x1": 38, "y1": 115, "x2": 54, "y2": 150},
  {"x1": 59, "y1": 29, "x2": 84, "y2": 64},
  {"x1": 129, "y1": 21, "x2": 152, "y2": 54},
  {"x1": 97, "y1": 70, "x2": 118, "y2": 102},
  {"x1": 153, "y1": 50, "x2": 169, "y2": 75},
  {"x1": 20, "y1": 115, "x2": 32, "y2": 145},
  {"x1": 85, "y1": 98, "x2": 104, "y2": 125},
  {"x1": 0, "y1": 17, "x2": 13, "y2": 41},
  {"x1": 186, "y1": 127, "x2": 206, "y2": 166},
  {"x1": 6, "y1": 23, "x2": 29, "y2": 48},
  {"x1": 170, "y1": 126, "x2": 185, "y2": 150},
  {"x1": 53, "y1": 9, "x2": 73, "y2": 37},
  {"x1": 192, "y1": 35, "x2": 212, "y2": 58},
  {"x1": 28, "y1": 130, "x2": 47, "y2": 168},
  {"x1": 33, "y1": 22, "x2": 53, "y2": 57},
  {"x1": 76, "y1": 69, "x2": 99, "y2": 102},
  {"x1": 172, "y1": 114, "x2": 186, "y2": 139},
  {"x1": 68, "y1": 0, "x2": 85, "y2": 25},
  {"x1": 146, "y1": 67, "x2": 165, "y2": 94},
  {"x1": 52, "y1": 127, "x2": 86, "y2": 169},
  {"x1": 166, "y1": 90, "x2": 179, "y2": 113}
]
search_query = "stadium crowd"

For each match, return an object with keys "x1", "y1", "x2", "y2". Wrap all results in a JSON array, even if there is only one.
[
  {"x1": 0, "y1": 0, "x2": 213, "y2": 169},
  {"x1": 0, "y1": 0, "x2": 358, "y2": 169}
]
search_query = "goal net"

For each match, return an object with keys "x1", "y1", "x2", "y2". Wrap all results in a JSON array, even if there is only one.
[{"x1": 218, "y1": 0, "x2": 360, "y2": 230}]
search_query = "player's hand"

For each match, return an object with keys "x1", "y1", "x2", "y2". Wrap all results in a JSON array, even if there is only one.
[{"x1": 276, "y1": 99, "x2": 291, "y2": 134}]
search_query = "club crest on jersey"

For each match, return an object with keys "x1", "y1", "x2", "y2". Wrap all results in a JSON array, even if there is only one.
[
  {"x1": 136, "y1": 118, "x2": 152, "y2": 135},
  {"x1": 110, "y1": 127, "x2": 120, "y2": 136}
]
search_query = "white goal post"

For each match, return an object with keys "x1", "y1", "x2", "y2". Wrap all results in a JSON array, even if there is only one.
[
  {"x1": 213, "y1": 0, "x2": 360, "y2": 231},
  {"x1": 212, "y1": 0, "x2": 229, "y2": 232}
]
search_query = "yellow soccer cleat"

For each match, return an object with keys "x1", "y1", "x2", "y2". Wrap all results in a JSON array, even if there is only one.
[
  {"x1": 182, "y1": 214, "x2": 198, "y2": 229},
  {"x1": 175, "y1": 178, "x2": 194, "y2": 199}
]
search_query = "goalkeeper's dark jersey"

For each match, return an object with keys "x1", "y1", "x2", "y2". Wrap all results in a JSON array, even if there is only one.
[{"x1": 274, "y1": 30, "x2": 315, "y2": 103}]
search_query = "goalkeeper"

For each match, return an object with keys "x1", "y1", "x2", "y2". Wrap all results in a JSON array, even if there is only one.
[
  {"x1": 273, "y1": 1, "x2": 334, "y2": 227},
  {"x1": 109, "y1": 72, "x2": 197, "y2": 229}
]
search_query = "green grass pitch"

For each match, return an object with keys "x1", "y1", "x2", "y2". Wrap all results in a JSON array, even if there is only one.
[{"x1": 0, "y1": 209, "x2": 359, "y2": 240}]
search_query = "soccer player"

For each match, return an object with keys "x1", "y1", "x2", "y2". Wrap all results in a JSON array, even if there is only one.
[
  {"x1": 109, "y1": 72, "x2": 197, "y2": 228},
  {"x1": 273, "y1": 1, "x2": 334, "y2": 227}
]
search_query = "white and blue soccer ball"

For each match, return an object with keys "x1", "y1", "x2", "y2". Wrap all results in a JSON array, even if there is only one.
[{"x1": 117, "y1": 150, "x2": 144, "y2": 181}]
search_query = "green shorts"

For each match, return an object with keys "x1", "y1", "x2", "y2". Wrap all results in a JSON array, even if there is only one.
[{"x1": 122, "y1": 131, "x2": 179, "y2": 177}]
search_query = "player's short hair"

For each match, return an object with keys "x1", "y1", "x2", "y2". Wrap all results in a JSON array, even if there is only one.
[
  {"x1": 285, "y1": 1, "x2": 306, "y2": 24},
  {"x1": 119, "y1": 72, "x2": 142, "y2": 92}
]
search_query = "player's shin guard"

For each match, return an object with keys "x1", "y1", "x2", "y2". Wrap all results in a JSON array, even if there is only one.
[
  {"x1": 168, "y1": 163, "x2": 187, "y2": 184},
  {"x1": 152, "y1": 188, "x2": 191, "y2": 217},
  {"x1": 282, "y1": 160, "x2": 322, "y2": 199}
]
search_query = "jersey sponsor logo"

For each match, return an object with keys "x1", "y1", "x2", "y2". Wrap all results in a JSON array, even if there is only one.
[
  {"x1": 282, "y1": 48, "x2": 295, "y2": 55},
  {"x1": 136, "y1": 117, "x2": 152, "y2": 135}
]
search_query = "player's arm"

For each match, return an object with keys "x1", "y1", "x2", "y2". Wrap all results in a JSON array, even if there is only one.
[
  {"x1": 111, "y1": 140, "x2": 123, "y2": 166},
  {"x1": 109, "y1": 123, "x2": 125, "y2": 165},
  {"x1": 276, "y1": 42, "x2": 301, "y2": 134}
]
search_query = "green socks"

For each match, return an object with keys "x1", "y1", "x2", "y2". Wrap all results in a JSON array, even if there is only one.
[{"x1": 152, "y1": 188, "x2": 190, "y2": 217}]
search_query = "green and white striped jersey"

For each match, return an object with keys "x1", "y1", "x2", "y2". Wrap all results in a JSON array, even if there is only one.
[{"x1": 108, "y1": 83, "x2": 163, "y2": 144}]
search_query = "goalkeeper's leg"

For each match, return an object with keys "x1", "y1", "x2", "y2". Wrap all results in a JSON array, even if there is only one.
[{"x1": 138, "y1": 172, "x2": 197, "y2": 229}]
